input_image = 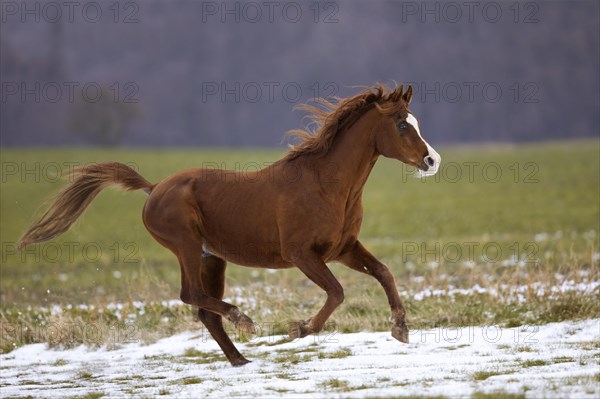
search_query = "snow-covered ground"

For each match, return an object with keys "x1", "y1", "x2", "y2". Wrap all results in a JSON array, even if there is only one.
[{"x1": 1, "y1": 319, "x2": 598, "y2": 398}]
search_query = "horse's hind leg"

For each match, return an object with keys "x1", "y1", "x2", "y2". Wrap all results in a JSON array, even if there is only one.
[
  {"x1": 175, "y1": 241, "x2": 256, "y2": 335},
  {"x1": 197, "y1": 254, "x2": 251, "y2": 366}
]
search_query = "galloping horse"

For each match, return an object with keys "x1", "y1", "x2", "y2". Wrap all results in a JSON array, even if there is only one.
[{"x1": 19, "y1": 84, "x2": 441, "y2": 366}]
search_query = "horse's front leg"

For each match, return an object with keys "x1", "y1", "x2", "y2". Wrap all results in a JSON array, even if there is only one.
[
  {"x1": 285, "y1": 249, "x2": 344, "y2": 339},
  {"x1": 337, "y1": 241, "x2": 409, "y2": 343}
]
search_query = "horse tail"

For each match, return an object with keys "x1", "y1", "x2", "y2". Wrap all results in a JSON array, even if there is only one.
[{"x1": 18, "y1": 162, "x2": 154, "y2": 249}]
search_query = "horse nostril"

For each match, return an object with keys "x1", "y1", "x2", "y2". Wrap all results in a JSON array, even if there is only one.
[{"x1": 424, "y1": 156, "x2": 435, "y2": 167}]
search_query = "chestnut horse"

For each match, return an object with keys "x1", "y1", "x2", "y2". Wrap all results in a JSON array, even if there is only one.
[{"x1": 18, "y1": 84, "x2": 441, "y2": 366}]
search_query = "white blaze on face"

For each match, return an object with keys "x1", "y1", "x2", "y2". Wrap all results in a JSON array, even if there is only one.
[{"x1": 406, "y1": 113, "x2": 441, "y2": 177}]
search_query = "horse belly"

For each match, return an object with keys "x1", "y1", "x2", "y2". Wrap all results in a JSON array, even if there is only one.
[
  {"x1": 205, "y1": 239, "x2": 290, "y2": 268},
  {"x1": 197, "y1": 187, "x2": 289, "y2": 268}
]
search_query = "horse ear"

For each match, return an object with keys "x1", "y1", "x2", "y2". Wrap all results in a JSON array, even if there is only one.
[
  {"x1": 402, "y1": 85, "x2": 413, "y2": 104},
  {"x1": 390, "y1": 84, "x2": 404, "y2": 102}
]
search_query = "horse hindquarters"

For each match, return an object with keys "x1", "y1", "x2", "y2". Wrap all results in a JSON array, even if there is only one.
[{"x1": 143, "y1": 179, "x2": 256, "y2": 365}]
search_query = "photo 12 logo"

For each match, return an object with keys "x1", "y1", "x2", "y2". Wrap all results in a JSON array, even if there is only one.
[
  {"x1": 401, "y1": 161, "x2": 540, "y2": 184},
  {"x1": 1, "y1": 81, "x2": 140, "y2": 104},
  {"x1": 399, "y1": 1, "x2": 540, "y2": 24},
  {"x1": 2, "y1": 241, "x2": 140, "y2": 264},
  {"x1": 1, "y1": 320, "x2": 140, "y2": 347},
  {"x1": 401, "y1": 241, "x2": 539, "y2": 265},
  {"x1": 1, "y1": 161, "x2": 140, "y2": 184},
  {"x1": 200, "y1": 1, "x2": 340, "y2": 24},
  {"x1": 1, "y1": 1, "x2": 140, "y2": 23},
  {"x1": 200, "y1": 81, "x2": 339, "y2": 103},
  {"x1": 199, "y1": 161, "x2": 340, "y2": 184},
  {"x1": 403, "y1": 81, "x2": 540, "y2": 104},
  {"x1": 410, "y1": 325, "x2": 540, "y2": 344}
]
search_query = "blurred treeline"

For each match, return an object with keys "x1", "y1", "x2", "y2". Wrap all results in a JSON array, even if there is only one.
[{"x1": 1, "y1": 0, "x2": 598, "y2": 147}]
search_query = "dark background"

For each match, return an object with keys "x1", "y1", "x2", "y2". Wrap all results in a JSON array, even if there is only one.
[{"x1": 1, "y1": 0, "x2": 599, "y2": 147}]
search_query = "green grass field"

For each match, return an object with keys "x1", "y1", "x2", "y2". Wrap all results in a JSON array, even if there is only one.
[{"x1": 1, "y1": 140, "x2": 598, "y2": 352}]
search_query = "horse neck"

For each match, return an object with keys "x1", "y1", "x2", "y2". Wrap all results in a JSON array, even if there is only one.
[{"x1": 315, "y1": 108, "x2": 380, "y2": 197}]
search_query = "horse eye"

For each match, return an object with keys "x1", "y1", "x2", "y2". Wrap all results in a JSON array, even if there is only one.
[{"x1": 398, "y1": 122, "x2": 408, "y2": 131}]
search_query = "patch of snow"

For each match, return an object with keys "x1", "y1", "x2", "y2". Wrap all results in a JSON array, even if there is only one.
[
  {"x1": 427, "y1": 261, "x2": 439, "y2": 270},
  {"x1": 553, "y1": 230, "x2": 563, "y2": 240},
  {"x1": 582, "y1": 230, "x2": 597, "y2": 240},
  {"x1": 404, "y1": 261, "x2": 415, "y2": 271},
  {"x1": 406, "y1": 280, "x2": 599, "y2": 304},
  {"x1": 462, "y1": 260, "x2": 476, "y2": 269},
  {"x1": 1, "y1": 319, "x2": 598, "y2": 398}
]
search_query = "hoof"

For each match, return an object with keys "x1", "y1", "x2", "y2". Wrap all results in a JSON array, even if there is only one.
[
  {"x1": 227, "y1": 308, "x2": 256, "y2": 335},
  {"x1": 231, "y1": 357, "x2": 252, "y2": 367},
  {"x1": 288, "y1": 319, "x2": 312, "y2": 339},
  {"x1": 392, "y1": 323, "x2": 409, "y2": 343}
]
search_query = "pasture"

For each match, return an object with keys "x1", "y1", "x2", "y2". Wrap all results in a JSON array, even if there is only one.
[{"x1": 0, "y1": 140, "x2": 599, "y2": 397}]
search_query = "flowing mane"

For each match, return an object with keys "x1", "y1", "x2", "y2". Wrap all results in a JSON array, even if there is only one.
[{"x1": 284, "y1": 84, "x2": 410, "y2": 161}]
